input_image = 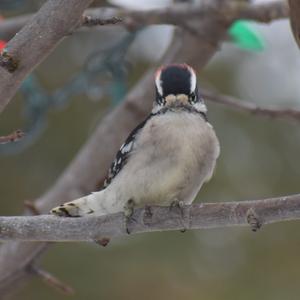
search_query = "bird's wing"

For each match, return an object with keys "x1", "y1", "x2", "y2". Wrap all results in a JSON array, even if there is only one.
[{"x1": 102, "y1": 114, "x2": 153, "y2": 188}]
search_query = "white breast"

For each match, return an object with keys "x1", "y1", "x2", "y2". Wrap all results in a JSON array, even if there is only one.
[{"x1": 101, "y1": 110, "x2": 220, "y2": 211}]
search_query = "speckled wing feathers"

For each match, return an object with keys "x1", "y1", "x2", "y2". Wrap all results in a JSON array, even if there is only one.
[
  {"x1": 102, "y1": 107, "x2": 207, "y2": 189},
  {"x1": 103, "y1": 116, "x2": 152, "y2": 188}
]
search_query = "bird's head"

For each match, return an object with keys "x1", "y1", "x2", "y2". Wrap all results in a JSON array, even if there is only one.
[{"x1": 153, "y1": 63, "x2": 207, "y2": 114}]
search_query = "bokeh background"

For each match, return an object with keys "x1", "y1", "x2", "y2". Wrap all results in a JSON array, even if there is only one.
[{"x1": 1, "y1": 1, "x2": 300, "y2": 300}]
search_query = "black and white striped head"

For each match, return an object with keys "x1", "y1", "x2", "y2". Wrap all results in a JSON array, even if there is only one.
[{"x1": 153, "y1": 63, "x2": 207, "y2": 114}]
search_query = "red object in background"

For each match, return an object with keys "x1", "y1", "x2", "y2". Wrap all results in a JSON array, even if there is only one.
[
  {"x1": 0, "y1": 40, "x2": 6, "y2": 51},
  {"x1": 0, "y1": 15, "x2": 6, "y2": 51}
]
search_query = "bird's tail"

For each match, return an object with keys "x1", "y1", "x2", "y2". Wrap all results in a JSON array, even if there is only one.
[{"x1": 51, "y1": 190, "x2": 107, "y2": 217}]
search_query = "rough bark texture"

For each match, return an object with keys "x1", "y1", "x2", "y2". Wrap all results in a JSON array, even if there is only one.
[
  {"x1": 1, "y1": 194, "x2": 300, "y2": 242},
  {"x1": 0, "y1": 1, "x2": 288, "y2": 41},
  {"x1": 0, "y1": 0, "x2": 94, "y2": 113},
  {"x1": 289, "y1": 0, "x2": 300, "y2": 48}
]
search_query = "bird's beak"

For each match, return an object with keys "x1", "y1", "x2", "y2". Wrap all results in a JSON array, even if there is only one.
[{"x1": 165, "y1": 94, "x2": 189, "y2": 106}]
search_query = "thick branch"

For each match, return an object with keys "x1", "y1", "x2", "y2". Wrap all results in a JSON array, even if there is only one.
[
  {"x1": 234, "y1": 0, "x2": 288, "y2": 23},
  {"x1": 123, "y1": 0, "x2": 288, "y2": 26},
  {"x1": 0, "y1": 0, "x2": 94, "y2": 113},
  {"x1": 288, "y1": 0, "x2": 300, "y2": 48},
  {"x1": 0, "y1": 0, "x2": 288, "y2": 41},
  {"x1": 0, "y1": 1, "x2": 288, "y2": 114},
  {"x1": 1, "y1": 194, "x2": 300, "y2": 242},
  {"x1": 203, "y1": 89, "x2": 300, "y2": 123}
]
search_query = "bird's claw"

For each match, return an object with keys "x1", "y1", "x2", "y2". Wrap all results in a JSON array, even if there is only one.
[
  {"x1": 124, "y1": 199, "x2": 136, "y2": 234},
  {"x1": 169, "y1": 199, "x2": 187, "y2": 232}
]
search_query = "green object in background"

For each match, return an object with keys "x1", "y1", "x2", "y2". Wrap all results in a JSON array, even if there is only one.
[{"x1": 229, "y1": 20, "x2": 265, "y2": 51}]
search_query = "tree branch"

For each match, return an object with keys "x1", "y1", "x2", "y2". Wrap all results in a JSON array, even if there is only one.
[
  {"x1": 203, "y1": 89, "x2": 300, "y2": 123},
  {"x1": 288, "y1": 0, "x2": 300, "y2": 48},
  {"x1": 0, "y1": 194, "x2": 300, "y2": 242},
  {"x1": 0, "y1": 0, "x2": 94, "y2": 113},
  {"x1": 28, "y1": 266, "x2": 74, "y2": 295},
  {"x1": 0, "y1": 0, "x2": 288, "y2": 41},
  {"x1": 122, "y1": 0, "x2": 288, "y2": 26},
  {"x1": 0, "y1": 1, "x2": 288, "y2": 115},
  {"x1": 0, "y1": 129, "x2": 24, "y2": 144},
  {"x1": 233, "y1": 0, "x2": 288, "y2": 23}
]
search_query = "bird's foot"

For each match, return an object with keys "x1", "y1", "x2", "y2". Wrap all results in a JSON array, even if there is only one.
[
  {"x1": 169, "y1": 199, "x2": 187, "y2": 233},
  {"x1": 143, "y1": 205, "x2": 153, "y2": 225},
  {"x1": 170, "y1": 199, "x2": 184, "y2": 211},
  {"x1": 124, "y1": 199, "x2": 136, "y2": 234}
]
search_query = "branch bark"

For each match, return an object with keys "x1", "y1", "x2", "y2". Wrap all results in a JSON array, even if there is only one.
[
  {"x1": 202, "y1": 89, "x2": 300, "y2": 123},
  {"x1": 288, "y1": 0, "x2": 300, "y2": 48},
  {"x1": 1, "y1": 194, "x2": 300, "y2": 242},
  {"x1": 235, "y1": 0, "x2": 288, "y2": 23},
  {"x1": 0, "y1": 0, "x2": 94, "y2": 114},
  {"x1": 0, "y1": 0, "x2": 288, "y2": 114},
  {"x1": 0, "y1": 0, "x2": 288, "y2": 41}
]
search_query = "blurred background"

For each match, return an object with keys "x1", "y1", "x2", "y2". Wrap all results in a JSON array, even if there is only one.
[{"x1": 1, "y1": 0, "x2": 300, "y2": 300}]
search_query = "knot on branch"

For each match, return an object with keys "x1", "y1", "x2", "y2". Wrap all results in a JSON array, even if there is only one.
[
  {"x1": 246, "y1": 208, "x2": 262, "y2": 232},
  {"x1": 143, "y1": 205, "x2": 153, "y2": 225},
  {"x1": 0, "y1": 50, "x2": 19, "y2": 73},
  {"x1": 94, "y1": 237, "x2": 110, "y2": 247}
]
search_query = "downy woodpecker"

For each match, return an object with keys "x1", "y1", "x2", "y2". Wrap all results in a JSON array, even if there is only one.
[{"x1": 51, "y1": 64, "x2": 220, "y2": 218}]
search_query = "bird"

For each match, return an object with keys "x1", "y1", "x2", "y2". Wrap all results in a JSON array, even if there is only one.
[{"x1": 51, "y1": 63, "x2": 220, "y2": 220}]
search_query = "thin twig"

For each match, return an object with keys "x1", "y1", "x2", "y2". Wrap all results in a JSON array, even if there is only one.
[
  {"x1": 0, "y1": 129, "x2": 24, "y2": 144},
  {"x1": 203, "y1": 89, "x2": 300, "y2": 122},
  {"x1": 82, "y1": 15, "x2": 122, "y2": 27},
  {"x1": 28, "y1": 266, "x2": 74, "y2": 295},
  {"x1": 0, "y1": 194, "x2": 300, "y2": 242},
  {"x1": 24, "y1": 201, "x2": 40, "y2": 215}
]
